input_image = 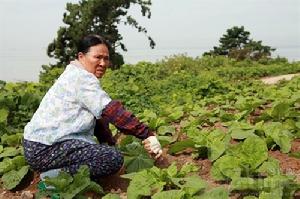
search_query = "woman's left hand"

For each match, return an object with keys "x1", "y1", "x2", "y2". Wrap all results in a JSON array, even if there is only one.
[{"x1": 142, "y1": 136, "x2": 163, "y2": 160}]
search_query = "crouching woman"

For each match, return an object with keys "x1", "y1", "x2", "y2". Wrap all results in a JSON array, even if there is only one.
[{"x1": 22, "y1": 34, "x2": 162, "y2": 179}]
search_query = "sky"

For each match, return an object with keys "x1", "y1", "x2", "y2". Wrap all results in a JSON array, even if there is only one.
[{"x1": 0, "y1": 0, "x2": 300, "y2": 82}]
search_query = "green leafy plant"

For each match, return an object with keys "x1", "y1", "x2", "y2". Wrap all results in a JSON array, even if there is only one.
[
  {"x1": 1, "y1": 165, "x2": 29, "y2": 190},
  {"x1": 36, "y1": 165, "x2": 103, "y2": 199},
  {"x1": 169, "y1": 129, "x2": 231, "y2": 161},
  {"x1": 230, "y1": 175, "x2": 300, "y2": 199},
  {"x1": 119, "y1": 135, "x2": 154, "y2": 173},
  {"x1": 122, "y1": 162, "x2": 229, "y2": 199},
  {"x1": 211, "y1": 136, "x2": 268, "y2": 181}
]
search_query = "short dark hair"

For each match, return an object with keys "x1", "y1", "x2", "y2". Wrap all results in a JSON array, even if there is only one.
[{"x1": 76, "y1": 34, "x2": 111, "y2": 58}]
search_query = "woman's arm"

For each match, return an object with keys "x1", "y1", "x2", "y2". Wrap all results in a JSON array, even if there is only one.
[
  {"x1": 94, "y1": 118, "x2": 116, "y2": 145},
  {"x1": 101, "y1": 100, "x2": 154, "y2": 139},
  {"x1": 101, "y1": 100, "x2": 162, "y2": 159}
]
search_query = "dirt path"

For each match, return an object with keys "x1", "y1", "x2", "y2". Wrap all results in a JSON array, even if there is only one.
[{"x1": 260, "y1": 73, "x2": 300, "y2": 84}]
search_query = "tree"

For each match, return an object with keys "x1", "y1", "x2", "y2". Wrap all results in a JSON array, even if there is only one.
[
  {"x1": 203, "y1": 26, "x2": 275, "y2": 61},
  {"x1": 46, "y1": 0, "x2": 155, "y2": 70}
]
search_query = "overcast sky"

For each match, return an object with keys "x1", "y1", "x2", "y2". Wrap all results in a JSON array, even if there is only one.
[{"x1": 0, "y1": 0, "x2": 300, "y2": 82}]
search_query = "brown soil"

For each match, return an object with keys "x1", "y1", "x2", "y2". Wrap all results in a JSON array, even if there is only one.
[
  {"x1": 292, "y1": 139, "x2": 300, "y2": 152},
  {"x1": 268, "y1": 139, "x2": 300, "y2": 182},
  {"x1": 0, "y1": 172, "x2": 39, "y2": 199},
  {"x1": 269, "y1": 150, "x2": 300, "y2": 182}
]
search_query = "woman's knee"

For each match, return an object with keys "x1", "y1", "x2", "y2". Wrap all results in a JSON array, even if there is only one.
[
  {"x1": 91, "y1": 146, "x2": 124, "y2": 177},
  {"x1": 104, "y1": 147, "x2": 124, "y2": 175}
]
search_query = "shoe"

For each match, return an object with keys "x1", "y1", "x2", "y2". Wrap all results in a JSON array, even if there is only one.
[{"x1": 39, "y1": 168, "x2": 62, "y2": 190}]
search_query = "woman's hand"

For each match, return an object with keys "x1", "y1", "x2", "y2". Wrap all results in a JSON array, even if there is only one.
[{"x1": 142, "y1": 136, "x2": 163, "y2": 160}]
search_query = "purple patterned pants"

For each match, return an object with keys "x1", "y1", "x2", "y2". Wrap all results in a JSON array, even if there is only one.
[{"x1": 23, "y1": 139, "x2": 124, "y2": 178}]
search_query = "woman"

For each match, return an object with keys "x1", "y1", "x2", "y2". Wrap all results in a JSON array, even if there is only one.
[{"x1": 23, "y1": 34, "x2": 162, "y2": 179}]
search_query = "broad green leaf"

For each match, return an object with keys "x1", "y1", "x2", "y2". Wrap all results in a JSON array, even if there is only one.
[
  {"x1": 190, "y1": 105, "x2": 207, "y2": 117},
  {"x1": 119, "y1": 135, "x2": 136, "y2": 151},
  {"x1": 0, "y1": 108, "x2": 9, "y2": 124},
  {"x1": 157, "y1": 125, "x2": 176, "y2": 136},
  {"x1": 220, "y1": 110, "x2": 236, "y2": 122},
  {"x1": 282, "y1": 119, "x2": 298, "y2": 131},
  {"x1": 44, "y1": 165, "x2": 104, "y2": 198},
  {"x1": 0, "y1": 147, "x2": 20, "y2": 158},
  {"x1": 231, "y1": 175, "x2": 298, "y2": 198},
  {"x1": 126, "y1": 170, "x2": 164, "y2": 199},
  {"x1": 230, "y1": 129, "x2": 256, "y2": 140},
  {"x1": 120, "y1": 172, "x2": 137, "y2": 180},
  {"x1": 192, "y1": 129, "x2": 230, "y2": 162},
  {"x1": 259, "y1": 190, "x2": 283, "y2": 199},
  {"x1": 1, "y1": 133, "x2": 23, "y2": 146},
  {"x1": 263, "y1": 175, "x2": 292, "y2": 189},
  {"x1": 139, "y1": 109, "x2": 157, "y2": 121},
  {"x1": 148, "y1": 117, "x2": 166, "y2": 130},
  {"x1": 195, "y1": 187, "x2": 229, "y2": 199},
  {"x1": 2, "y1": 165, "x2": 29, "y2": 190},
  {"x1": 122, "y1": 140, "x2": 148, "y2": 157},
  {"x1": 231, "y1": 177, "x2": 262, "y2": 191},
  {"x1": 257, "y1": 158, "x2": 280, "y2": 176},
  {"x1": 178, "y1": 163, "x2": 198, "y2": 177},
  {"x1": 211, "y1": 156, "x2": 241, "y2": 181},
  {"x1": 235, "y1": 110, "x2": 251, "y2": 121},
  {"x1": 186, "y1": 126, "x2": 202, "y2": 138},
  {"x1": 158, "y1": 135, "x2": 173, "y2": 147},
  {"x1": 168, "y1": 139, "x2": 195, "y2": 155},
  {"x1": 208, "y1": 139, "x2": 227, "y2": 161},
  {"x1": 132, "y1": 84, "x2": 139, "y2": 92},
  {"x1": 295, "y1": 121, "x2": 300, "y2": 129},
  {"x1": 0, "y1": 158, "x2": 14, "y2": 174},
  {"x1": 234, "y1": 97, "x2": 262, "y2": 112},
  {"x1": 263, "y1": 122, "x2": 292, "y2": 153},
  {"x1": 11, "y1": 155, "x2": 26, "y2": 170},
  {"x1": 84, "y1": 181, "x2": 104, "y2": 195},
  {"x1": 229, "y1": 121, "x2": 254, "y2": 130},
  {"x1": 166, "y1": 163, "x2": 178, "y2": 178},
  {"x1": 269, "y1": 101, "x2": 290, "y2": 120},
  {"x1": 152, "y1": 190, "x2": 185, "y2": 199},
  {"x1": 161, "y1": 106, "x2": 184, "y2": 122},
  {"x1": 120, "y1": 138, "x2": 155, "y2": 173},
  {"x1": 60, "y1": 165, "x2": 92, "y2": 198},
  {"x1": 168, "y1": 110, "x2": 184, "y2": 121},
  {"x1": 273, "y1": 133, "x2": 291, "y2": 153},
  {"x1": 229, "y1": 121, "x2": 256, "y2": 140},
  {"x1": 148, "y1": 166, "x2": 162, "y2": 177},
  {"x1": 124, "y1": 154, "x2": 154, "y2": 173},
  {"x1": 239, "y1": 137, "x2": 268, "y2": 170},
  {"x1": 171, "y1": 175, "x2": 207, "y2": 196},
  {"x1": 138, "y1": 110, "x2": 166, "y2": 130}
]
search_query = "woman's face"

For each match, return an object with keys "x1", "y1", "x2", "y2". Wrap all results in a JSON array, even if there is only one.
[{"x1": 78, "y1": 44, "x2": 110, "y2": 78}]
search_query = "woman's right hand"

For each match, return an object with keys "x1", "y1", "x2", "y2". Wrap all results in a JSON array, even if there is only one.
[{"x1": 142, "y1": 136, "x2": 163, "y2": 160}]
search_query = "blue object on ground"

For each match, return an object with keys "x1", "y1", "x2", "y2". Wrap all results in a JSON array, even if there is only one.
[{"x1": 39, "y1": 168, "x2": 62, "y2": 190}]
